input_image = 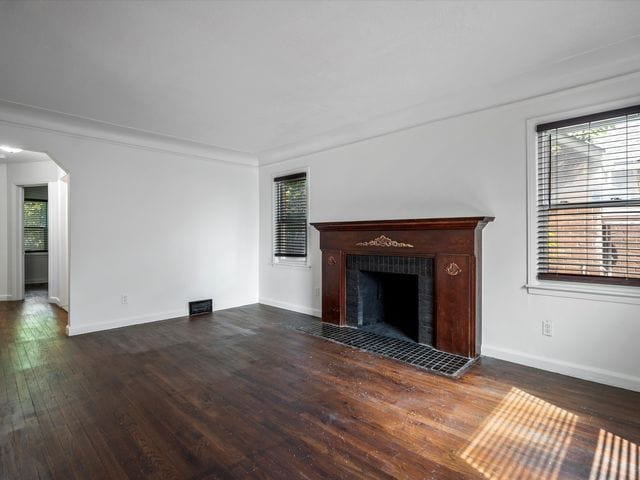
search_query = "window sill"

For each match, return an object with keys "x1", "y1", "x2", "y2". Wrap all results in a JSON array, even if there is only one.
[
  {"x1": 271, "y1": 259, "x2": 311, "y2": 269},
  {"x1": 526, "y1": 280, "x2": 640, "y2": 305}
]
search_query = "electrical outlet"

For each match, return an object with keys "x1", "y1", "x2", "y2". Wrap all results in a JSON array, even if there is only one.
[
  {"x1": 121, "y1": 295, "x2": 128, "y2": 305},
  {"x1": 314, "y1": 287, "x2": 321, "y2": 297},
  {"x1": 542, "y1": 319, "x2": 553, "y2": 337}
]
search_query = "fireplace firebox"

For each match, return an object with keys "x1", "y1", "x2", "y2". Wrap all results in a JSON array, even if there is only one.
[
  {"x1": 346, "y1": 255, "x2": 433, "y2": 344},
  {"x1": 311, "y1": 217, "x2": 493, "y2": 358}
]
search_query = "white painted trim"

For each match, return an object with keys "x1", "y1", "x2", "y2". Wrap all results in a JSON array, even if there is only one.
[
  {"x1": 482, "y1": 344, "x2": 640, "y2": 393},
  {"x1": 3, "y1": 45, "x2": 639, "y2": 169},
  {"x1": 67, "y1": 308, "x2": 187, "y2": 336},
  {"x1": 0, "y1": 100, "x2": 258, "y2": 167},
  {"x1": 66, "y1": 297, "x2": 260, "y2": 336},
  {"x1": 210, "y1": 298, "x2": 259, "y2": 312},
  {"x1": 10, "y1": 184, "x2": 25, "y2": 301},
  {"x1": 64, "y1": 176, "x2": 71, "y2": 327},
  {"x1": 0, "y1": 294, "x2": 13, "y2": 301},
  {"x1": 269, "y1": 261, "x2": 312, "y2": 269},
  {"x1": 270, "y1": 166, "x2": 312, "y2": 267},
  {"x1": 526, "y1": 283, "x2": 640, "y2": 305},
  {"x1": 525, "y1": 93, "x2": 640, "y2": 304},
  {"x1": 259, "y1": 297, "x2": 321, "y2": 318},
  {"x1": 48, "y1": 296, "x2": 68, "y2": 311}
]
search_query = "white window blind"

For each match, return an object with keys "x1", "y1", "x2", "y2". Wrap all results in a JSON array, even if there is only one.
[
  {"x1": 273, "y1": 172, "x2": 307, "y2": 258},
  {"x1": 536, "y1": 105, "x2": 640, "y2": 286}
]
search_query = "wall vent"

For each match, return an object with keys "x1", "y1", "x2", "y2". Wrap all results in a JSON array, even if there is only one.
[{"x1": 189, "y1": 299, "x2": 213, "y2": 316}]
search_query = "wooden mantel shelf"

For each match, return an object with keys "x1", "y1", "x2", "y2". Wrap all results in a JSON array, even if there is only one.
[
  {"x1": 311, "y1": 216, "x2": 494, "y2": 358},
  {"x1": 311, "y1": 217, "x2": 494, "y2": 232}
]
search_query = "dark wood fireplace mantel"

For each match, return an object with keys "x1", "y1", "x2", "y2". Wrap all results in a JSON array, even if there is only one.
[{"x1": 311, "y1": 217, "x2": 494, "y2": 357}]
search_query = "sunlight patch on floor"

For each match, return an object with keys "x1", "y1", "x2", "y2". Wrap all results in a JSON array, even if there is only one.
[
  {"x1": 589, "y1": 429, "x2": 638, "y2": 480},
  {"x1": 460, "y1": 387, "x2": 577, "y2": 480}
]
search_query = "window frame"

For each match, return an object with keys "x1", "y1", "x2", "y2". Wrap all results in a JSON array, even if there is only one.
[
  {"x1": 23, "y1": 198, "x2": 49, "y2": 253},
  {"x1": 271, "y1": 167, "x2": 310, "y2": 268},
  {"x1": 526, "y1": 97, "x2": 640, "y2": 304}
]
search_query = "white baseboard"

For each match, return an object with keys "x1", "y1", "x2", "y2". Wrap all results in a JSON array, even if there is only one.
[
  {"x1": 214, "y1": 297, "x2": 259, "y2": 312},
  {"x1": 259, "y1": 297, "x2": 321, "y2": 318},
  {"x1": 0, "y1": 294, "x2": 14, "y2": 301},
  {"x1": 26, "y1": 279, "x2": 48, "y2": 285},
  {"x1": 65, "y1": 297, "x2": 260, "y2": 336},
  {"x1": 67, "y1": 308, "x2": 187, "y2": 336},
  {"x1": 482, "y1": 344, "x2": 640, "y2": 393},
  {"x1": 48, "y1": 296, "x2": 69, "y2": 312}
]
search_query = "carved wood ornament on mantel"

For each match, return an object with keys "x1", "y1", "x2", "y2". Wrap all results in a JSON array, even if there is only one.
[
  {"x1": 311, "y1": 217, "x2": 494, "y2": 358},
  {"x1": 355, "y1": 235, "x2": 414, "y2": 248}
]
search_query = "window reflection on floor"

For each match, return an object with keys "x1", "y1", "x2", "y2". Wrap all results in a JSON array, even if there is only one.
[
  {"x1": 460, "y1": 387, "x2": 578, "y2": 480},
  {"x1": 589, "y1": 429, "x2": 639, "y2": 480}
]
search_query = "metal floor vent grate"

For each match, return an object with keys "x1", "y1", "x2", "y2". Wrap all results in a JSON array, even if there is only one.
[
  {"x1": 189, "y1": 299, "x2": 213, "y2": 316},
  {"x1": 297, "y1": 321, "x2": 475, "y2": 379}
]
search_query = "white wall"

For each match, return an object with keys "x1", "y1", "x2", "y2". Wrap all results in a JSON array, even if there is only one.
[
  {"x1": 0, "y1": 115, "x2": 259, "y2": 335},
  {"x1": 259, "y1": 73, "x2": 640, "y2": 391},
  {"x1": 25, "y1": 253, "x2": 48, "y2": 284}
]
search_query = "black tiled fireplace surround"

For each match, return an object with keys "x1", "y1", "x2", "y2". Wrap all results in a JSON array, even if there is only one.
[{"x1": 346, "y1": 255, "x2": 434, "y2": 345}]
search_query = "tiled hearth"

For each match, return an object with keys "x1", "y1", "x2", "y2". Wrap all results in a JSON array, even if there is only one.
[{"x1": 297, "y1": 321, "x2": 475, "y2": 378}]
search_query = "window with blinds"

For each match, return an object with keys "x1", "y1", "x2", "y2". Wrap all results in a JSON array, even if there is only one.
[
  {"x1": 24, "y1": 199, "x2": 48, "y2": 252},
  {"x1": 273, "y1": 172, "x2": 308, "y2": 258},
  {"x1": 536, "y1": 105, "x2": 640, "y2": 286}
]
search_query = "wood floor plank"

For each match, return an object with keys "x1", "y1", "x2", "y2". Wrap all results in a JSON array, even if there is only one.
[{"x1": 1, "y1": 286, "x2": 639, "y2": 479}]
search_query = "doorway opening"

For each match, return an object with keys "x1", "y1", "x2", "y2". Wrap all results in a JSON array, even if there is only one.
[
  {"x1": 0, "y1": 146, "x2": 70, "y2": 333},
  {"x1": 23, "y1": 185, "x2": 49, "y2": 296}
]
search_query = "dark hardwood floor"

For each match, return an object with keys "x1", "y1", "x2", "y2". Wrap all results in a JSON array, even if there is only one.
[{"x1": 1, "y1": 288, "x2": 639, "y2": 479}]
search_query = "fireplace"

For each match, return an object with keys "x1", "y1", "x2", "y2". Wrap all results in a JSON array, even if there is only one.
[
  {"x1": 346, "y1": 255, "x2": 433, "y2": 344},
  {"x1": 311, "y1": 217, "x2": 494, "y2": 357}
]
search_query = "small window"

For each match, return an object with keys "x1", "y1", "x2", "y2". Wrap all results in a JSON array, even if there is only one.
[
  {"x1": 273, "y1": 172, "x2": 308, "y2": 260},
  {"x1": 24, "y1": 199, "x2": 48, "y2": 252},
  {"x1": 536, "y1": 105, "x2": 640, "y2": 286}
]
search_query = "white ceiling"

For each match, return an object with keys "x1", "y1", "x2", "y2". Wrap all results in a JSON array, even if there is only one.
[
  {"x1": 1, "y1": 1, "x2": 640, "y2": 164},
  {"x1": 0, "y1": 149, "x2": 50, "y2": 165}
]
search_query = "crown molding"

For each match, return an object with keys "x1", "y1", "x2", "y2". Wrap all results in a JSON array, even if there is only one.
[
  {"x1": 2, "y1": 33, "x2": 639, "y2": 169},
  {"x1": 259, "y1": 36, "x2": 640, "y2": 165},
  {"x1": 0, "y1": 99, "x2": 258, "y2": 167}
]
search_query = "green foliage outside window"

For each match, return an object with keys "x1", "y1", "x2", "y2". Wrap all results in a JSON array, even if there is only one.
[{"x1": 24, "y1": 200, "x2": 48, "y2": 252}]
